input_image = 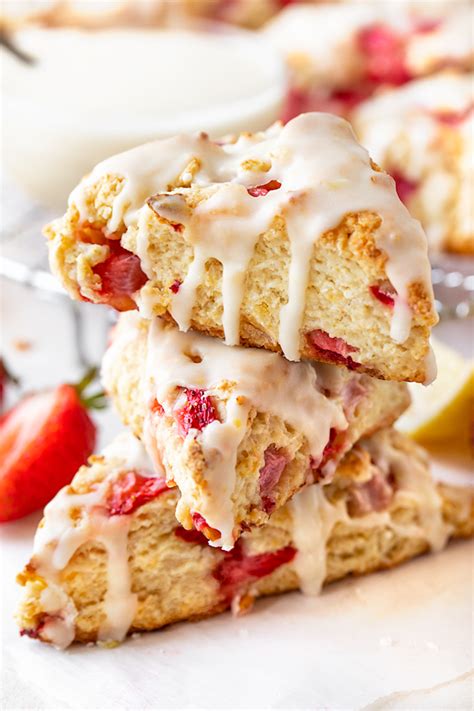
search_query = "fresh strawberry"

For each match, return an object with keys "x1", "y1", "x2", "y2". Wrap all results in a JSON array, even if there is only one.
[{"x1": 0, "y1": 369, "x2": 104, "y2": 522}]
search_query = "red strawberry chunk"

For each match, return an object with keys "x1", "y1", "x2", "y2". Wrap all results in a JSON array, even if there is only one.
[
  {"x1": 0, "y1": 385, "x2": 96, "y2": 522},
  {"x1": 174, "y1": 526, "x2": 209, "y2": 545},
  {"x1": 432, "y1": 104, "x2": 473, "y2": 126},
  {"x1": 247, "y1": 180, "x2": 281, "y2": 197},
  {"x1": 107, "y1": 471, "x2": 168, "y2": 516},
  {"x1": 306, "y1": 330, "x2": 360, "y2": 369},
  {"x1": 151, "y1": 399, "x2": 165, "y2": 416},
  {"x1": 214, "y1": 543, "x2": 296, "y2": 600},
  {"x1": 169, "y1": 279, "x2": 182, "y2": 294},
  {"x1": 391, "y1": 172, "x2": 418, "y2": 204},
  {"x1": 94, "y1": 246, "x2": 147, "y2": 298},
  {"x1": 347, "y1": 470, "x2": 394, "y2": 517},
  {"x1": 259, "y1": 445, "x2": 289, "y2": 514},
  {"x1": 358, "y1": 24, "x2": 411, "y2": 85},
  {"x1": 174, "y1": 388, "x2": 219, "y2": 437},
  {"x1": 370, "y1": 284, "x2": 396, "y2": 308}
]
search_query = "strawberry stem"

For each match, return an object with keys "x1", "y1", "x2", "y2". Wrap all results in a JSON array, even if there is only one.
[
  {"x1": 72, "y1": 366, "x2": 108, "y2": 411},
  {"x1": 0, "y1": 358, "x2": 20, "y2": 387}
]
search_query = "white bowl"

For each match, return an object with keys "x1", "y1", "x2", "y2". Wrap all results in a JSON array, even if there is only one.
[{"x1": 2, "y1": 25, "x2": 286, "y2": 208}]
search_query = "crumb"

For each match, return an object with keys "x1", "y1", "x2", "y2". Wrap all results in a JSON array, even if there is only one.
[{"x1": 12, "y1": 339, "x2": 33, "y2": 351}]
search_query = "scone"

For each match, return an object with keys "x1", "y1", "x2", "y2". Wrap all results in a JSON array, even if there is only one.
[
  {"x1": 16, "y1": 429, "x2": 474, "y2": 648},
  {"x1": 45, "y1": 112, "x2": 437, "y2": 383},
  {"x1": 102, "y1": 312, "x2": 411, "y2": 549},
  {"x1": 353, "y1": 72, "x2": 473, "y2": 254},
  {"x1": 263, "y1": 3, "x2": 474, "y2": 120},
  {"x1": 0, "y1": 0, "x2": 292, "y2": 30}
]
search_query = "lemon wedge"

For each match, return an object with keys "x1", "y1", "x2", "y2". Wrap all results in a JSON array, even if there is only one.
[{"x1": 397, "y1": 338, "x2": 474, "y2": 447}]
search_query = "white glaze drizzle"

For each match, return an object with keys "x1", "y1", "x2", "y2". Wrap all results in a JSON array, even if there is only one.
[
  {"x1": 112, "y1": 312, "x2": 350, "y2": 550},
  {"x1": 31, "y1": 433, "x2": 155, "y2": 648},
  {"x1": 290, "y1": 430, "x2": 451, "y2": 595},
  {"x1": 70, "y1": 112, "x2": 434, "y2": 359}
]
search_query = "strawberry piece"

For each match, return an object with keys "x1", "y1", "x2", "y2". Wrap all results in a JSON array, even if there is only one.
[
  {"x1": 281, "y1": 87, "x2": 310, "y2": 123},
  {"x1": 174, "y1": 388, "x2": 219, "y2": 437},
  {"x1": 370, "y1": 284, "x2": 395, "y2": 308},
  {"x1": 169, "y1": 279, "x2": 182, "y2": 294},
  {"x1": 247, "y1": 180, "x2": 281, "y2": 197},
  {"x1": 174, "y1": 526, "x2": 209, "y2": 545},
  {"x1": 432, "y1": 104, "x2": 473, "y2": 126},
  {"x1": 306, "y1": 329, "x2": 360, "y2": 369},
  {"x1": 391, "y1": 172, "x2": 418, "y2": 204},
  {"x1": 259, "y1": 445, "x2": 289, "y2": 514},
  {"x1": 0, "y1": 385, "x2": 96, "y2": 522},
  {"x1": 348, "y1": 470, "x2": 394, "y2": 517},
  {"x1": 214, "y1": 543, "x2": 296, "y2": 601},
  {"x1": 93, "y1": 243, "x2": 147, "y2": 311},
  {"x1": 106, "y1": 471, "x2": 168, "y2": 516},
  {"x1": 358, "y1": 24, "x2": 411, "y2": 85},
  {"x1": 151, "y1": 399, "x2": 165, "y2": 416}
]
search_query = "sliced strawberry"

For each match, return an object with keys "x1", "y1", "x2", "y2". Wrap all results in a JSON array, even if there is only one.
[
  {"x1": 174, "y1": 388, "x2": 219, "y2": 437},
  {"x1": 358, "y1": 24, "x2": 411, "y2": 85},
  {"x1": 306, "y1": 329, "x2": 360, "y2": 369},
  {"x1": 0, "y1": 384, "x2": 97, "y2": 522},
  {"x1": 106, "y1": 471, "x2": 169, "y2": 516},
  {"x1": 370, "y1": 284, "x2": 396, "y2": 308},
  {"x1": 92, "y1": 243, "x2": 147, "y2": 311},
  {"x1": 391, "y1": 172, "x2": 418, "y2": 204},
  {"x1": 259, "y1": 445, "x2": 289, "y2": 514},
  {"x1": 247, "y1": 180, "x2": 281, "y2": 197},
  {"x1": 151, "y1": 398, "x2": 165, "y2": 416},
  {"x1": 214, "y1": 543, "x2": 296, "y2": 601}
]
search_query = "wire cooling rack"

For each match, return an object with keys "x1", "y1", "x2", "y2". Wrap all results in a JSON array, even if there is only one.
[{"x1": 1, "y1": 178, "x2": 473, "y2": 329}]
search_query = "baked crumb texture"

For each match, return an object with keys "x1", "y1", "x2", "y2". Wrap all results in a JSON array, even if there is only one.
[
  {"x1": 16, "y1": 428, "x2": 473, "y2": 648},
  {"x1": 46, "y1": 114, "x2": 437, "y2": 383},
  {"x1": 102, "y1": 312, "x2": 410, "y2": 549}
]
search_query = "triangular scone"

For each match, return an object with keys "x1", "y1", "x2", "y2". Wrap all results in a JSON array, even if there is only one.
[
  {"x1": 102, "y1": 313, "x2": 410, "y2": 549},
  {"x1": 45, "y1": 112, "x2": 437, "y2": 382},
  {"x1": 353, "y1": 71, "x2": 474, "y2": 255},
  {"x1": 17, "y1": 429, "x2": 474, "y2": 649}
]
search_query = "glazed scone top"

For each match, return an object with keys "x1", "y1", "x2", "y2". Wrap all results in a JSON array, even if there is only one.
[{"x1": 70, "y1": 112, "x2": 434, "y2": 359}]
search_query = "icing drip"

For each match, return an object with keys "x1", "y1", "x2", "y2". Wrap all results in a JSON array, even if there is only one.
[
  {"x1": 31, "y1": 433, "x2": 155, "y2": 647},
  {"x1": 71, "y1": 112, "x2": 434, "y2": 359},
  {"x1": 290, "y1": 431, "x2": 451, "y2": 596},
  {"x1": 134, "y1": 313, "x2": 349, "y2": 550}
]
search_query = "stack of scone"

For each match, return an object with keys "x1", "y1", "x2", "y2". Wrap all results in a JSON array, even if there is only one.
[{"x1": 17, "y1": 112, "x2": 474, "y2": 648}]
